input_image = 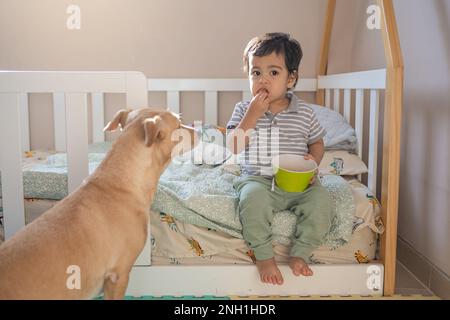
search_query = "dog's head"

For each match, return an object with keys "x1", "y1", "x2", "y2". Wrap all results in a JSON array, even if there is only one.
[{"x1": 104, "y1": 108, "x2": 196, "y2": 163}]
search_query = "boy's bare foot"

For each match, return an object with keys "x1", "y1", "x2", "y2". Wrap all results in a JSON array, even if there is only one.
[
  {"x1": 289, "y1": 257, "x2": 313, "y2": 276},
  {"x1": 255, "y1": 258, "x2": 284, "y2": 285}
]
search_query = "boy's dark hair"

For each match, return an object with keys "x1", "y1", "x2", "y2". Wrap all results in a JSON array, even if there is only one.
[{"x1": 243, "y1": 32, "x2": 303, "y2": 88}]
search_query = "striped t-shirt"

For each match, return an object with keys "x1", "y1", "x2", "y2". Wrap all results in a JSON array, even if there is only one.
[{"x1": 226, "y1": 92, "x2": 326, "y2": 177}]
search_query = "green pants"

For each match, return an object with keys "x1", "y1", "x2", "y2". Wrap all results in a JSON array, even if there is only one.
[{"x1": 234, "y1": 175, "x2": 335, "y2": 261}]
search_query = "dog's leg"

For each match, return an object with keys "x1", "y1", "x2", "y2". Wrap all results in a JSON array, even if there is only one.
[{"x1": 103, "y1": 272, "x2": 130, "y2": 300}]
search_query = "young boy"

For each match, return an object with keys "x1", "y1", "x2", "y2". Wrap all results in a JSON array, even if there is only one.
[{"x1": 226, "y1": 33, "x2": 335, "y2": 285}]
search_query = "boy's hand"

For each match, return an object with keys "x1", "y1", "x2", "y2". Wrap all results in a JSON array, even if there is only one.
[
  {"x1": 304, "y1": 154, "x2": 319, "y2": 185},
  {"x1": 304, "y1": 154, "x2": 318, "y2": 165},
  {"x1": 247, "y1": 90, "x2": 270, "y2": 118}
]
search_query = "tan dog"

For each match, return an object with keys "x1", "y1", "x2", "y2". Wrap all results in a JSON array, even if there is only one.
[{"x1": 0, "y1": 108, "x2": 195, "y2": 299}]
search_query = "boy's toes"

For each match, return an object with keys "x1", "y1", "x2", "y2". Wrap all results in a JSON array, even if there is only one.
[
  {"x1": 301, "y1": 266, "x2": 313, "y2": 276},
  {"x1": 300, "y1": 267, "x2": 308, "y2": 276},
  {"x1": 289, "y1": 257, "x2": 313, "y2": 277},
  {"x1": 292, "y1": 266, "x2": 302, "y2": 276},
  {"x1": 276, "y1": 275, "x2": 284, "y2": 285}
]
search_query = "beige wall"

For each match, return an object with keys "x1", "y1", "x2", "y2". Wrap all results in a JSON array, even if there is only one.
[
  {"x1": 329, "y1": 0, "x2": 449, "y2": 276},
  {"x1": 0, "y1": 0, "x2": 326, "y2": 77},
  {"x1": 0, "y1": 0, "x2": 327, "y2": 146}
]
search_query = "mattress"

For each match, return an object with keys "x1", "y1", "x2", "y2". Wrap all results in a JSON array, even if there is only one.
[
  {"x1": 149, "y1": 177, "x2": 383, "y2": 265},
  {"x1": 0, "y1": 178, "x2": 384, "y2": 265}
]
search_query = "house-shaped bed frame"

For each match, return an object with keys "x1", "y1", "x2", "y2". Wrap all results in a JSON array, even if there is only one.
[{"x1": 0, "y1": 0, "x2": 403, "y2": 297}]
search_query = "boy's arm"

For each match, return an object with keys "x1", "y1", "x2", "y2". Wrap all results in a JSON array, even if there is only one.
[
  {"x1": 306, "y1": 138, "x2": 325, "y2": 166},
  {"x1": 226, "y1": 112, "x2": 258, "y2": 154},
  {"x1": 226, "y1": 92, "x2": 269, "y2": 154}
]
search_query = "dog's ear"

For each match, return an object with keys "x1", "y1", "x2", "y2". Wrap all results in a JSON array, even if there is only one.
[
  {"x1": 144, "y1": 116, "x2": 165, "y2": 147},
  {"x1": 103, "y1": 109, "x2": 132, "y2": 132}
]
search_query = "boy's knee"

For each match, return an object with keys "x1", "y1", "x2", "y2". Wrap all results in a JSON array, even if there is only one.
[
  {"x1": 317, "y1": 189, "x2": 335, "y2": 220},
  {"x1": 303, "y1": 186, "x2": 335, "y2": 222},
  {"x1": 239, "y1": 182, "x2": 270, "y2": 202},
  {"x1": 239, "y1": 191, "x2": 271, "y2": 212},
  {"x1": 238, "y1": 183, "x2": 272, "y2": 213},
  {"x1": 309, "y1": 186, "x2": 333, "y2": 207}
]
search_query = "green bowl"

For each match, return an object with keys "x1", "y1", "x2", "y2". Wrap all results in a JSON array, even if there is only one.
[{"x1": 272, "y1": 154, "x2": 317, "y2": 192}]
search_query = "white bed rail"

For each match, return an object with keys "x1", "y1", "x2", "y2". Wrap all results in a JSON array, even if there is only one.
[
  {"x1": 0, "y1": 71, "x2": 148, "y2": 241},
  {"x1": 42, "y1": 71, "x2": 385, "y2": 192}
]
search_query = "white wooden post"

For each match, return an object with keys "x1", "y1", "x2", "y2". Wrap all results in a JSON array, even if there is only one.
[
  {"x1": 91, "y1": 93, "x2": 105, "y2": 143},
  {"x1": 355, "y1": 89, "x2": 365, "y2": 159},
  {"x1": 333, "y1": 89, "x2": 340, "y2": 113},
  {"x1": 53, "y1": 92, "x2": 66, "y2": 152},
  {"x1": 343, "y1": 89, "x2": 351, "y2": 123},
  {"x1": 19, "y1": 93, "x2": 30, "y2": 152},
  {"x1": 242, "y1": 91, "x2": 252, "y2": 102},
  {"x1": 204, "y1": 91, "x2": 218, "y2": 125},
  {"x1": 65, "y1": 93, "x2": 89, "y2": 193},
  {"x1": 167, "y1": 91, "x2": 180, "y2": 113},
  {"x1": 325, "y1": 89, "x2": 331, "y2": 108},
  {"x1": 368, "y1": 89, "x2": 380, "y2": 193},
  {"x1": 0, "y1": 94, "x2": 26, "y2": 239},
  {"x1": 126, "y1": 72, "x2": 148, "y2": 108}
]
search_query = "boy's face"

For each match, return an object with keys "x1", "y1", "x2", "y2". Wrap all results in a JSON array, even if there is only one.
[{"x1": 248, "y1": 52, "x2": 296, "y2": 103}]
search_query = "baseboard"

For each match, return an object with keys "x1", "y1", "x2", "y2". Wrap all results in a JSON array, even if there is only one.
[{"x1": 397, "y1": 236, "x2": 450, "y2": 300}]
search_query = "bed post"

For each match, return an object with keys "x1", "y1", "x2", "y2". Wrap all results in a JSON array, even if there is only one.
[
  {"x1": 378, "y1": 0, "x2": 404, "y2": 296},
  {"x1": 316, "y1": 0, "x2": 336, "y2": 105}
]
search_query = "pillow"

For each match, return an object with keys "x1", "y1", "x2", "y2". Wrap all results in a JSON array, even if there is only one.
[
  {"x1": 319, "y1": 150, "x2": 368, "y2": 176},
  {"x1": 309, "y1": 104, "x2": 358, "y2": 154}
]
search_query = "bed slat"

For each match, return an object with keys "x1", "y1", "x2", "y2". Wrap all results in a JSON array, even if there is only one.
[
  {"x1": 167, "y1": 91, "x2": 180, "y2": 114},
  {"x1": 242, "y1": 91, "x2": 252, "y2": 102},
  {"x1": 91, "y1": 93, "x2": 105, "y2": 143},
  {"x1": 53, "y1": 93, "x2": 66, "y2": 152},
  {"x1": 368, "y1": 89, "x2": 380, "y2": 193},
  {"x1": 65, "y1": 93, "x2": 89, "y2": 193},
  {"x1": 19, "y1": 93, "x2": 30, "y2": 152},
  {"x1": 333, "y1": 89, "x2": 340, "y2": 113},
  {"x1": 125, "y1": 72, "x2": 149, "y2": 108},
  {"x1": 325, "y1": 89, "x2": 331, "y2": 108},
  {"x1": 0, "y1": 94, "x2": 26, "y2": 239},
  {"x1": 355, "y1": 89, "x2": 365, "y2": 159},
  {"x1": 343, "y1": 89, "x2": 351, "y2": 123},
  {"x1": 204, "y1": 91, "x2": 218, "y2": 125}
]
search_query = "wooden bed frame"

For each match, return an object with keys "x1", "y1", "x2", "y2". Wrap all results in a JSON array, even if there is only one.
[{"x1": 0, "y1": 0, "x2": 403, "y2": 297}]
